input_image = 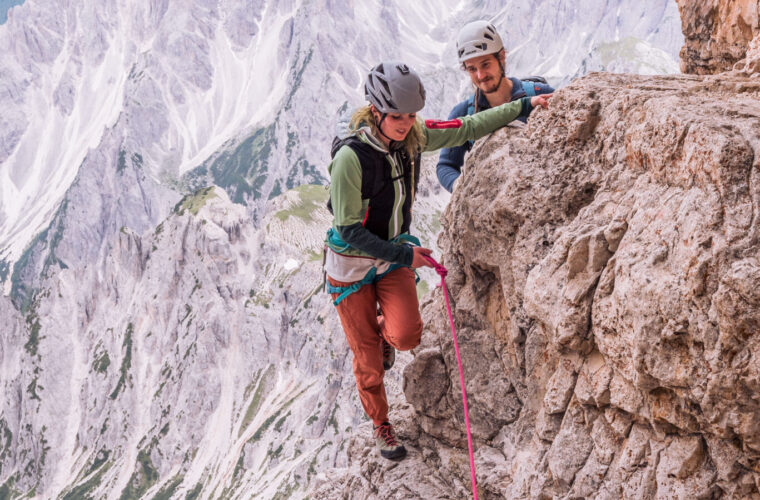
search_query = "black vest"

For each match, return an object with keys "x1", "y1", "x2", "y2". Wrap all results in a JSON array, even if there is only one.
[{"x1": 328, "y1": 136, "x2": 421, "y2": 241}]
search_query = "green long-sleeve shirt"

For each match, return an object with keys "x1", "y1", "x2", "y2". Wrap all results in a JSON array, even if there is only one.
[{"x1": 328, "y1": 97, "x2": 531, "y2": 265}]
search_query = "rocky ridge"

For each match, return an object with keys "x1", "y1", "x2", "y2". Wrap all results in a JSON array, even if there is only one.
[{"x1": 313, "y1": 32, "x2": 760, "y2": 500}]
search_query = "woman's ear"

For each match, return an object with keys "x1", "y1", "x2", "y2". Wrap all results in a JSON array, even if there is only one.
[{"x1": 369, "y1": 105, "x2": 381, "y2": 124}]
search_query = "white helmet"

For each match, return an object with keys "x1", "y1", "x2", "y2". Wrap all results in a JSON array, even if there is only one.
[{"x1": 456, "y1": 20, "x2": 504, "y2": 63}]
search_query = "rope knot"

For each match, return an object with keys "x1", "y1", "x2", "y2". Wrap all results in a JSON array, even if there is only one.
[{"x1": 423, "y1": 255, "x2": 448, "y2": 278}]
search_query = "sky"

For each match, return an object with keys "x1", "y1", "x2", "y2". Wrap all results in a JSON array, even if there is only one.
[{"x1": 0, "y1": 0, "x2": 24, "y2": 24}]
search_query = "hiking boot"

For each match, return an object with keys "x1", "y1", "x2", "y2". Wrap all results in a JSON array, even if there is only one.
[
  {"x1": 373, "y1": 421, "x2": 407, "y2": 460},
  {"x1": 381, "y1": 338, "x2": 395, "y2": 371}
]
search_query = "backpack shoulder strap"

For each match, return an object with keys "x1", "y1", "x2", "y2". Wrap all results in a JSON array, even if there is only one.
[
  {"x1": 331, "y1": 135, "x2": 364, "y2": 158},
  {"x1": 463, "y1": 93, "x2": 478, "y2": 151},
  {"x1": 521, "y1": 80, "x2": 537, "y2": 97},
  {"x1": 466, "y1": 93, "x2": 477, "y2": 116}
]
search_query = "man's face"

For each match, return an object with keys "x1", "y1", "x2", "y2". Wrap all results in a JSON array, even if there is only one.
[{"x1": 463, "y1": 53, "x2": 503, "y2": 94}]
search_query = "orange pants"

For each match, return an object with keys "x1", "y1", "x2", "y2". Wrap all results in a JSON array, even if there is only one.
[{"x1": 329, "y1": 267, "x2": 423, "y2": 426}]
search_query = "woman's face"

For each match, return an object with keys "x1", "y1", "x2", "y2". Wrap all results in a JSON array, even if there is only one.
[{"x1": 373, "y1": 108, "x2": 416, "y2": 143}]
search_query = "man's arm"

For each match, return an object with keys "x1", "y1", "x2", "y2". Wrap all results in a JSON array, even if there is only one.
[{"x1": 435, "y1": 101, "x2": 470, "y2": 193}]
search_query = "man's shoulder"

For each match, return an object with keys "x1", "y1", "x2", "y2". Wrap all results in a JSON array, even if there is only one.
[{"x1": 448, "y1": 98, "x2": 473, "y2": 119}]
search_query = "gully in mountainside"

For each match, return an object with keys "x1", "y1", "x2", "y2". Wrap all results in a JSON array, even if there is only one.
[{"x1": 322, "y1": 60, "x2": 551, "y2": 460}]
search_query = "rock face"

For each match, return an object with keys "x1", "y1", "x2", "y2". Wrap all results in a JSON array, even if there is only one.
[
  {"x1": 677, "y1": 0, "x2": 760, "y2": 74},
  {"x1": 734, "y1": 31, "x2": 760, "y2": 76},
  {"x1": 313, "y1": 71, "x2": 760, "y2": 499}
]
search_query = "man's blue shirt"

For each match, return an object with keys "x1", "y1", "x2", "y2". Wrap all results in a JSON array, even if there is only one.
[{"x1": 436, "y1": 77, "x2": 554, "y2": 192}]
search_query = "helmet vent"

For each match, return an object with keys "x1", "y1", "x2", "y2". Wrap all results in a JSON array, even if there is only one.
[
  {"x1": 456, "y1": 20, "x2": 504, "y2": 63},
  {"x1": 397, "y1": 64, "x2": 409, "y2": 75},
  {"x1": 379, "y1": 78, "x2": 392, "y2": 96},
  {"x1": 376, "y1": 63, "x2": 385, "y2": 74}
]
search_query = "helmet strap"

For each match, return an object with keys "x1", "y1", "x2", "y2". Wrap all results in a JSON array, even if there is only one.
[{"x1": 375, "y1": 112, "x2": 397, "y2": 147}]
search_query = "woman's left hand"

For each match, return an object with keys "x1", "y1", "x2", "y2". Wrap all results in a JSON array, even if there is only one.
[
  {"x1": 411, "y1": 247, "x2": 434, "y2": 269},
  {"x1": 531, "y1": 93, "x2": 553, "y2": 109}
]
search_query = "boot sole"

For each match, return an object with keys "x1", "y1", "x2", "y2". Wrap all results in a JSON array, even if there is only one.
[{"x1": 380, "y1": 445, "x2": 407, "y2": 460}]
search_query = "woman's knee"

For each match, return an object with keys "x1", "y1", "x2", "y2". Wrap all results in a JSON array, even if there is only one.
[{"x1": 388, "y1": 318, "x2": 423, "y2": 351}]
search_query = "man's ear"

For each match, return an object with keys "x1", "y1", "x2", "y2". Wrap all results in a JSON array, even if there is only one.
[{"x1": 497, "y1": 49, "x2": 507, "y2": 65}]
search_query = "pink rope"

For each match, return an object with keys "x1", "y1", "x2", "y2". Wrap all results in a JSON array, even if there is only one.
[{"x1": 423, "y1": 255, "x2": 478, "y2": 500}]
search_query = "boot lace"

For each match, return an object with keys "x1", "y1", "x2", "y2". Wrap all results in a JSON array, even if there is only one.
[{"x1": 375, "y1": 422, "x2": 398, "y2": 446}]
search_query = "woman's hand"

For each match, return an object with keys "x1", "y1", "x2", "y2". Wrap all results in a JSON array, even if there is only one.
[
  {"x1": 411, "y1": 246, "x2": 434, "y2": 268},
  {"x1": 531, "y1": 93, "x2": 553, "y2": 109}
]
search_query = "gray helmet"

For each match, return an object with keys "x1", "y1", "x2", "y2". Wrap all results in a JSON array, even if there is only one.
[
  {"x1": 364, "y1": 61, "x2": 426, "y2": 114},
  {"x1": 456, "y1": 20, "x2": 504, "y2": 63}
]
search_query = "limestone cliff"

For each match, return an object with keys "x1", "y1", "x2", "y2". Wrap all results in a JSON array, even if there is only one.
[
  {"x1": 312, "y1": 62, "x2": 760, "y2": 500},
  {"x1": 677, "y1": 0, "x2": 759, "y2": 74}
]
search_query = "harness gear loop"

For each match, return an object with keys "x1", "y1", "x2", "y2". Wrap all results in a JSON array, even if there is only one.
[{"x1": 325, "y1": 229, "x2": 421, "y2": 306}]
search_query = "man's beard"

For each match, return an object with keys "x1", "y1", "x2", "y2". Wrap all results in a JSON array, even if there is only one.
[{"x1": 479, "y1": 77, "x2": 501, "y2": 94}]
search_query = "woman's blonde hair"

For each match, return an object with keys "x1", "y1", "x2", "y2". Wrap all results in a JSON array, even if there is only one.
[{"x1": 349, "y1": 106, "x2": 425, "y2": 156}]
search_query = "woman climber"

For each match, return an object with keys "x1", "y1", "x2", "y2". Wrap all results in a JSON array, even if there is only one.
[{"x1": 325, "y1": 60, "x2": 551, "y2": 459}]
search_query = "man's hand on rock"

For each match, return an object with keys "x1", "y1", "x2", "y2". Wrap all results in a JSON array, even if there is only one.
[{"x1": 531, "y1": 93, "x2": 553, "y2": 109}]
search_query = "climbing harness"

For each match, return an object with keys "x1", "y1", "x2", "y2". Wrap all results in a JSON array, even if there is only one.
[
  {"x1": 325, "y1": 229, "x2": 420, "y2": 306},
  {"x1": 424, "y1": 255, "x2": 478, "y2": 500}
]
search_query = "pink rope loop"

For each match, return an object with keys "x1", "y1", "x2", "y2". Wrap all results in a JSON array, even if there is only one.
[
  {"x1": 424, "y1": 255, "x2": 448, "y2": 279},
  {"x1": 422, "y1": 255, "x2": 478, "y2": 500}
]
